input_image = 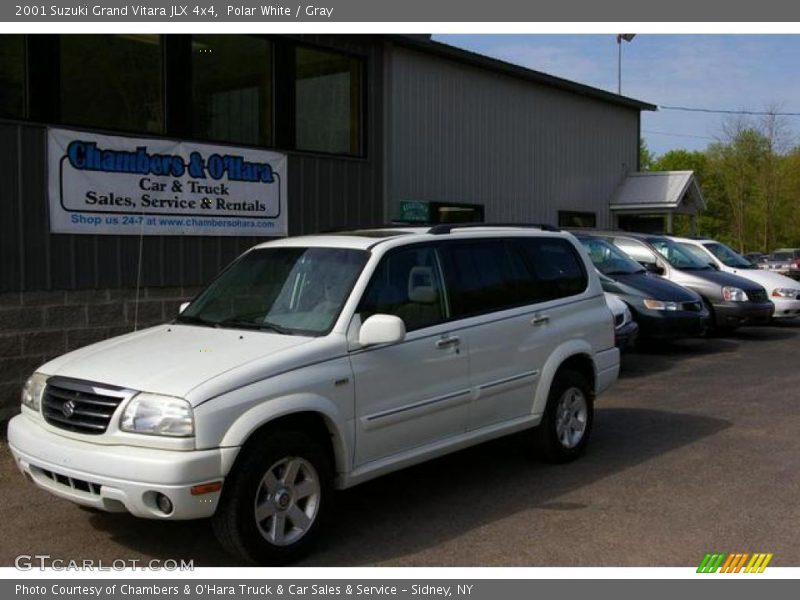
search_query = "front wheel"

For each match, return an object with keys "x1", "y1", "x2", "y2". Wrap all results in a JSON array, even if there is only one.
[
  {"x1": 212, "y1": 430, "x2": 330, "y2": 565},
  {"x1": 534, "y1": 369, "x2": 593, "y2": 463}
]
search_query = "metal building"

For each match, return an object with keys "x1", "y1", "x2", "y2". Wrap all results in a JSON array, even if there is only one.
[{"x1": 385, "y1": 37, "x2": 655, "y2": 228}]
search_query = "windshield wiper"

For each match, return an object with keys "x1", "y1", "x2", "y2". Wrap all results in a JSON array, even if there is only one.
[
  {"x1": 174, "y1": 314, "x2": 216, "y2": 328},
  {"x1": 216, "y1": 317, "x2": 293, "y2": 335}
]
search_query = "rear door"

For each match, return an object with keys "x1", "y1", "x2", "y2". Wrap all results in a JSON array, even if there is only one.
[{"x1": 438, "y1": 236, "x2": 589, "y2": 430}]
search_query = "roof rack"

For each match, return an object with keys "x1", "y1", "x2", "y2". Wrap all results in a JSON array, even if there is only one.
[
  {"x1": 427, "y1": 222, "x2": 560, "y2": 235},
  {"x1": 320, "y1": 223, "x2": 422, "y2": 234}
]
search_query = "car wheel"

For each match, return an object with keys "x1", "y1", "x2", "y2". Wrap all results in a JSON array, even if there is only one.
[
  {"x1": 701, "y1": 298, "x2": 718, "y2": 336},
  {"x1": 534, "y1": 369, "x2": 593, "y2": 463},
  {"x1": 212, "y1": 430, "x2": 330, "y2": 565}
]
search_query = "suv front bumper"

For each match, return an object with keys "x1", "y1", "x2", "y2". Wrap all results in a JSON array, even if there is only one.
[{"x1": 7, "y1": 413, "x2": 238, "y2": 520}]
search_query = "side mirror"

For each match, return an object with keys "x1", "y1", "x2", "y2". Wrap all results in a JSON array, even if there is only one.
[
  {"x1": 642, "y1": 262, "x2": 665, "y2": 276},
  {"x1": 359, "y1": 314, "x2": 406, "y2": 346},
  {"x1": 178, "y1": 302, "x2": 190, "y2": 314}
]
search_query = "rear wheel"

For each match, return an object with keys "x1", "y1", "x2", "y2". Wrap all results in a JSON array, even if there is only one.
[
  {"x1": 212, "y1": 430, "x2": 330, "y2": 565},
  {"x1": 534, "y1": 369, "x2": 593, "y2": 463}
]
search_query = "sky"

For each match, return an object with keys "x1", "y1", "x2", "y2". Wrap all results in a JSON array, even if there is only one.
[{"x1": 433, "y1": 34, "x2": 800, "y2": 158}]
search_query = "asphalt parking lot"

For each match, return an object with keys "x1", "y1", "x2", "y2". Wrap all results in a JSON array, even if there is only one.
[{"x1": 2, "y1": 323, "x2": 799, "y2": 567}]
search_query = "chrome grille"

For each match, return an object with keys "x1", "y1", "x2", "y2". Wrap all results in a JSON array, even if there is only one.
[
  {"x1": 747, "y1": 289, "x2": 768, "y2": 303},
  {"x1": 42, "y1": 381, "x2": 125, "y2": 435}
]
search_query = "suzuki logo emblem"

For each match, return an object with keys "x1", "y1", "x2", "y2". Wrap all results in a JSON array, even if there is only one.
[{"x1": 62, "y1": 400, "x2": 76, "y2": 418}]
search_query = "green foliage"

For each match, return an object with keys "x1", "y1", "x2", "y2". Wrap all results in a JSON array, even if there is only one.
[
  {"x1": 648, "y1": 116, "x2": 799, "y2": 254},
  {"x1": 639, "y1": 138, "x2": 655, "y2": 171}
]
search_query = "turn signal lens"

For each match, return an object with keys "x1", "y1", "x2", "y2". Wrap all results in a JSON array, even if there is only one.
[{"x1": 190, "y1": 481, "x2": 223, "y2": 495}]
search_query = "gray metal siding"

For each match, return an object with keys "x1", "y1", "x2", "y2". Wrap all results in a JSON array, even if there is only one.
[
  {"x1": 389, "y1": 46, "x2": 640, "y2": 227},
  {"x1": 0, "y1": 38, "x2": 384, "y2": 294}
]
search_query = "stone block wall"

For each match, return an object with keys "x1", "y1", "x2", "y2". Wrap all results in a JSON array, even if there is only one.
[{"x1": 0, "y1": 286, "x2": 203, "y2": 423}]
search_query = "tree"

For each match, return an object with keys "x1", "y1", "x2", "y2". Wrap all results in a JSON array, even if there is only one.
[
  {"x1": 639, "y1": 108, "x2": 799, "y2": 251},
  {"x1": 757, "y1": 106, "x2": 792, "y2": 251},
  {"x1": 707, "y1": 118, "x2": 770, "y2": 252},
  {"x1": 639, "y1": 137, "x2": 654, "y2": 170},
  {"x1": 650, "y1": 149, "x2": 724, "y2": 239}
]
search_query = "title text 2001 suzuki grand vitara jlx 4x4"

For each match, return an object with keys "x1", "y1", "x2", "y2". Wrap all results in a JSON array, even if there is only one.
[{"x1": 8, "y1": 224, "x2": 619, "y2": 564}]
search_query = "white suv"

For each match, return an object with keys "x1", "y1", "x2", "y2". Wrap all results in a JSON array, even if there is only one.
[{"x1": 8, "y1": 225, "x2": 619, "y2": 564}]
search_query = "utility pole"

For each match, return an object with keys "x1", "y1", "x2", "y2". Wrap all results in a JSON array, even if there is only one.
[{"x1": 617, "y1": 34, "x2": 636, "y2": 94}]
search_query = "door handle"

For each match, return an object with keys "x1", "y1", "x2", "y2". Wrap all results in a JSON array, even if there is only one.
[
  {"x1": 435, "y1": 336, "x2": 460, "y2": 349},
  {"x1": 531, "y1": 314, "x2": 550, "y2": 326}
]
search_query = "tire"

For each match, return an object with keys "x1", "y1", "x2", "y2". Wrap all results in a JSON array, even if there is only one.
[
  {"x1": 701, "y1": 298, "x2": 718, "y2": 336},
  {"x1": 533, "y1": 369, "x2": 594, "y2": 463},
  {"x1": 212, "y1": 429, "x2": 331, "y2": 565}
]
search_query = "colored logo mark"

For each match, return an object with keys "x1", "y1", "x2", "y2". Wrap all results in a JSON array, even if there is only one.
[{"x1": 697, "y1": 552, "x2": 773, "y2": 573}]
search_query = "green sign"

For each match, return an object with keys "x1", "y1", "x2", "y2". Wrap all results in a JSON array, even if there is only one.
[{"x1": 399, "y1": 200, "x2": 430, "y2": 223}]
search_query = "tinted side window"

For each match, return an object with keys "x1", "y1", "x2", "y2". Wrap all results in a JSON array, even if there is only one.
[
  {"x1": 440, "y1": 240, "x2": 534, "y2": 318},
  {"x1": 357, "y1": 247, "x2": 446, "y2": 332},
  {"x1": 517, "y1": 238, "x2": 588, "y2": 301}
]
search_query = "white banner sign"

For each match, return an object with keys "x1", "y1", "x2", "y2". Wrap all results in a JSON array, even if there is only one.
[{"x1": 48, "y1": 128, "x2": 287, "y2": 236}]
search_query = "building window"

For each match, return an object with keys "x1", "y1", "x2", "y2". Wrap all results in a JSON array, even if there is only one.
[
  {"x1": 0, "y1": 35, "x2": 25, "y2": 118},
  {"x1": 430, "y1": 202, "x2": 484, "y2": 224},
  {"x1": 60, "y1": 35, "x2": 164, "y2": 134},
  {"x1": 558, "y1": 211, "x2": 597, "y2": 229},
  {"x1": 191, "y1": 35, "x2": 273, "y2": 147},
  {"x1": 295, "y1": 46, "x2": 363, "y2": 155}
]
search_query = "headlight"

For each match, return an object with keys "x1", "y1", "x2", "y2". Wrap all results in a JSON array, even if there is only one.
[
  {"x1": 643, "y1": 298, "x2": 679, "y2": 311},
  {"x1": 120, "y1": 393, "x2": 194, "y2": 437},
  {"x1": 772, "y1": 287, "x2": 799, "y2": 298},
  {"x1": 21, "y1": 373, "x2": 47, "y2": 411},
  {"x1": 722, "y1": 286, "x2": 748, "y2": 302}
]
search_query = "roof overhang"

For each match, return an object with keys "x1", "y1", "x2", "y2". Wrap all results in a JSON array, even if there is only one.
[
  {"x1": 388, "y1": 35, "x2": 657, "y2": 112},
  {"x1": 610, "y1": 171, "x2": 706, "y2": 216}
]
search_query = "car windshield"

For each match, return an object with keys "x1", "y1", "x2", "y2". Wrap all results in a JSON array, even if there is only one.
[
  {"x1": 773, "y1": 251, "x2": 794, "y2": 261},
  {"x1": 703, "y1": 242, "x2": 755, "y2": 268},
  {"x1": 177, "y1": 247, "x2": 369, "y2": 335},
  {"x1": 649, "y1": 238, "x2": 711, "y2": 270},
  {"x1": 678, "y1": 242, "x2": 723, "y2": 268},
  {"x1": 578, "y1": 237, "x2": 645, "y2": 275}
]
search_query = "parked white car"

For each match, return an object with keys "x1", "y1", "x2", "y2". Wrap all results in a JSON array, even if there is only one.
[
  {"x1": 604, "y1": 292, "x2": 638, "y2": 348},
  {"x1": 8, "y1": 224, "x2": 619, "y2": 564},
  {"x1": 671, "y1": 236, "x2": 800, "y2": 319}
]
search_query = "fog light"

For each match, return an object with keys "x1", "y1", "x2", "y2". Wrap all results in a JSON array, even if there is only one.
[{"x1": 155, "y1": 493, "x2": 173, "y2": 515}]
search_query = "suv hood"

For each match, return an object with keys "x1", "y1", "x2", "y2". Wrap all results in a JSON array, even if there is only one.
[{"x1": 38, "y1": 324, "x2": 315, "y2": 402}]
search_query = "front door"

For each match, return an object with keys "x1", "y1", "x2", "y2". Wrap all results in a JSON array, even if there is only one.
[{"x1": 349, "y1": 244, "x2": 471, "y2": 467}]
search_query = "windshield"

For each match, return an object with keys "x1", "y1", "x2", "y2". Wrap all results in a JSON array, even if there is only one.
[
  {"x1": 649, "y1": 238, "x2": 710, "y2": 270},
  {"x1": 703, "y1": 242, "x2": 754, "y2": 268},
  {"x1": 678, "y1": 243, "x2": 719, "y2": 267},
  {"x1": 578, "y1": 237, "x2": 645, "y2": 275},
  {"x1": 177, "y1": 247, "x2": 369, "y2": 335}
]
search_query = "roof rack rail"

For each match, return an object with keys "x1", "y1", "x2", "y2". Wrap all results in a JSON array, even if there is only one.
[
  {"x1": 320, "y1": 223, "x2": 421, "y2": 234},
  {"x1": 428, "y1": 222, "x2": 560, "y2": 235}
]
